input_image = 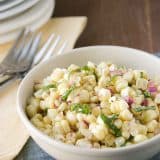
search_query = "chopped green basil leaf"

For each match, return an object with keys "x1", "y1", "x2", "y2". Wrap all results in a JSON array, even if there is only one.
[
  {"x1": 71, "y1": 103, "x2": 90, "y2": 114},
  {"x1": 62, "y1": 86, "x2": 75, "y2": 101},
  {"x1": 68, "y1": 66, "x2": 98, "y2": 82},
  {"x1": 81, "y1": 65, "x2": 91, "y2": 72},
  {"x1": 68, "y1": 68, "x2": 81, "y2": 77},
  {"x1": 43, "y1": 108, "x2": 48, "y2": 116},
  {"x1": 120, "y1": 135, "x2": 133, "y2": 147},
  {"x1": 106, "y1": 75, "x2": 118, "y2": 86},
  {"x1": 143, "y1": 91, "x2": 151, "y2": 98},
  {"x1": 42, "y1": 84, "x2": 56, "y2": 90},
  {"x1": 101, "y1": 114, "x2": 121, "y2": 137},
  {"x1": 81, "y1": 65, "x2": 98, "y2": 82},
  {"x1": 108, "y1": 114, "x2": 119, "y2": 122},
  {"x1": 127, "y1": 135, "x2": 134, "y2": 141},
  {"x1": 93, "y1": 70, "x2": 98, "y2": 82},
  {"x1": 120, "y1": 143, "x2": 126, "y2": 147},
  {"x1": 118, "y1": 65, "x2": 126, "y2": 70},
  {"x1": 110, "y1": 75, "x2": 118, "y2": 84},
  {"x1": 133, "y1": 106, "x2": 156, "y2": 112},
  {"x1": 140, "y1": 72, "x2": 144, "y2": 78}
]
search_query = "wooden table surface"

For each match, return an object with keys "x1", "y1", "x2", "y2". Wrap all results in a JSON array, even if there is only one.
[{"x1": 54, "y1": 0, "x2": 160, "y2": 53}]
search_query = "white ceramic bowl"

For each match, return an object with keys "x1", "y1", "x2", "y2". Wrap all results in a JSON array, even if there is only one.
[{"x1": 17, "y1": 46, "x2": 160, "y2": 160}]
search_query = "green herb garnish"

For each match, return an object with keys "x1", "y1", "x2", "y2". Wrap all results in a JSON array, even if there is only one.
[
  {"x1": 81, "y1": 65, "x2": 91, "y2": 72},
  {"x1": 93, "y1": 70, "x2": 98, "y2": 82},
  {"x1": 110, "y1": 75, "x2": 118, "y2": 84},
  {"x1": 100, "y1": 114, "x2": 121, "y2": 137},
  {"x1": 140, "y1": 72, "x2": 144, "y2": 78},
  {"x1": 68, "y1": 68, "x2": 81, "y2": 77},
  {"x1": 133, "y1": 106, "x2": 156, "y2": 112},
  {"x1": 81, "y1": 65, "x2": 98, "y2": 82},
  {"x1": 108, "y1": 114, "x2": 119, "y2": 122},
  {"x1": 69, "y1": 65, "x2": 98, "y2": 82},
  {"x1": 106, "y1": 75, "x2": 118, "y2": 86},
  {"x1": 118, "y1": 65, "x2": 126, "y2": 70},
  {"x1": 42, "y1": 84, "x2": 56, "y2": 90},
  {"x1": 62, "y1": 86, "x2": 75, "y2": 101},
  {"x1": 70, "y1": 103, "x2": 90, "y2": 114},
  {"x1": 120, "y1": 135, "x2": 133, "y2": 147},
  {"x1": 42, "y1": 108, "x2": 48, "y2": 116},
  {"x1": 143, "y1": 91, "x2": 151, "y2": 98}
]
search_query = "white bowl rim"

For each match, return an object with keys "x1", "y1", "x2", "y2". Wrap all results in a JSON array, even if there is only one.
[{"x1": 17, "y1": 45, "x2": 160, "y2": 155}]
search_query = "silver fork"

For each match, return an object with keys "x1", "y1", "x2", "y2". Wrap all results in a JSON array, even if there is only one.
[
  {"x1": 0, "y1": 29, "x2": 41, "y2": 74},
  {"x1": 0, "y1": 33, "x2": 67, "y2": 87}
]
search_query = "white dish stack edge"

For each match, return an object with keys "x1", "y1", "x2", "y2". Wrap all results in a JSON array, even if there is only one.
[{"x1": 0, "y1": 0, "x2": 55, "y2": 44}]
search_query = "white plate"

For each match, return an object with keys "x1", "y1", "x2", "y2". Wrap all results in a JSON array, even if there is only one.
[
  {"x1": 0, "y1": 0, "x2": 53, "y2": 34},
  {"x1": 0, "y1": 0, "x2": 54, "y2": 44},
  {"x1": 0, "y1": 0, "x2": 40, "y2": 20},
  {"x1": 0, "y1": 0, "x2": 24, "y2": 12}
]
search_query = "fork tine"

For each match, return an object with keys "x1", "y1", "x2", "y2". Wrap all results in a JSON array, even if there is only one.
[
  {"x1": 32, "y1": 33, "x2": 55, "y2": 65},
  {"x1": 14, "y1": 29, "x2": 31, "y2": 60},
  {"x1": 2, "y1": 28, "x2": 25, "y2": 62},
  {"x1": 12, "y1": 28, "x2": 25, "y2": 49},
  {"x1": 17, "y1": 32, "x2": 34, "y2": 62},
  {"x1": 25, "y1": 32, "x2": 41, "y2": 63},
  {"x1": 13, "y1": 30, "x2": 32, "y2": 62},
  {"x1": 6, "y1": 33, "x2": 34, "y2": 73},
  {"x1": 56, "y1": 41, "x2": 67, "y2": 56},
  {"x1": 41, "y1": 35, "x2": 61, "y2": 63},
  {"x1": 10, "y1": 28, "x2": 25, "y2": 51},
  {"x1": 4, "y1": 32, "x2": 41, "y2": 74}
]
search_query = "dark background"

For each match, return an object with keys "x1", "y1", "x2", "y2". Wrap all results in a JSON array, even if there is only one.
[{"x1": 54, "y1": 0, "x2": 160, "y2": 53}]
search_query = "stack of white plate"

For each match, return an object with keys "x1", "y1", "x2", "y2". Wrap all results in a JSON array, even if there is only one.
[{"x1": 0, "y1": 0, "x2": 55, "y2": 44}]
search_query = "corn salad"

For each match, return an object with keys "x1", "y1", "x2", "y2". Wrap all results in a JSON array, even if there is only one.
[{"x1": 26, "y1": 61, "x2": 160, "y2": 148}]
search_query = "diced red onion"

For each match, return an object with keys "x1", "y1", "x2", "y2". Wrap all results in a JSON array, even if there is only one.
[
  {"x1": 148, "y1": 86, "x2": 157, "y2": 93},
  {"x1": 141, "y1": 99, "x2": 148, "y2": 106},
  {"x1": 148, "y1": 81, "x2": 157, "y2": 93},
  {"x1": 125, "y1": 96, "x2": 134, "y2": 105}
]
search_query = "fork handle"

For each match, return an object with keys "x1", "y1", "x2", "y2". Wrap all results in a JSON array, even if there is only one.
[
  {"x1": 0, "y1": 75, "x2": 19, "y2": 91},
  {"x1": 0, "y1": 65, "x2": 7, "y2": 75}
]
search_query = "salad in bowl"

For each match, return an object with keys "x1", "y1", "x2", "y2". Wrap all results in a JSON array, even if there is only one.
[{"x1": 26, "y1": 61, "x2": 160, "y2": 148}]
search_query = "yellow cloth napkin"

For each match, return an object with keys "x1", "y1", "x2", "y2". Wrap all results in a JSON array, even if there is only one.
[{"x1": 0, "y1": 17, "x2": 87, "y2": 160}]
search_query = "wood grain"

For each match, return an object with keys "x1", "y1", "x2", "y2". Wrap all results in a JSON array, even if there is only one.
[
  {"x1": 54, "y1": 0, "x2": 160, "y2": 53},
  {"x1": 150, "y1": 0, "x2": 160, "y2": 53}
]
